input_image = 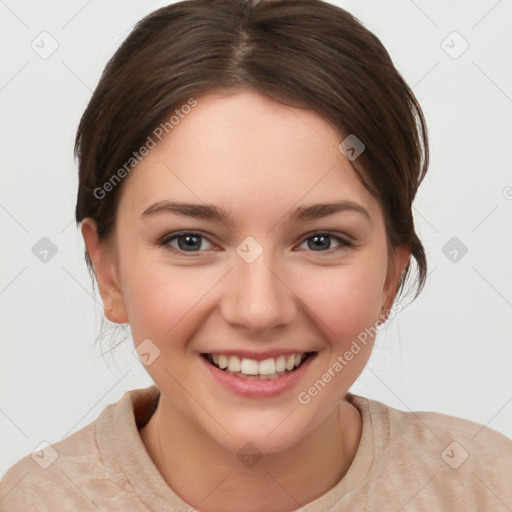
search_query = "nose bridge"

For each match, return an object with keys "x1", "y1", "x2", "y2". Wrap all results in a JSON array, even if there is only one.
[{"x1": 221, "y1": 244, "x2": 296, "y2": 333}]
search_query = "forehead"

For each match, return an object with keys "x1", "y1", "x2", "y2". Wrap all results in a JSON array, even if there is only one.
[{"x1": 117, "y1": 90, "x2": 380, "y2": 224}]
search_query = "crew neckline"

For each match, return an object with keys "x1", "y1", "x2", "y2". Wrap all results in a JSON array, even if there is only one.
[{"x1": 95, "y1": 385, "x2": 381, "y2": 511}]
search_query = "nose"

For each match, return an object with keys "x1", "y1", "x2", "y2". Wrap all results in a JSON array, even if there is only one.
[{"x1": 220, "y1": 250, "x2": 297, "y2": 334}]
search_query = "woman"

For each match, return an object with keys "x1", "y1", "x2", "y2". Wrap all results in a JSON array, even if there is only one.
[{"x1": 1, "y1": 0, "x2": 511, "y2": 510}]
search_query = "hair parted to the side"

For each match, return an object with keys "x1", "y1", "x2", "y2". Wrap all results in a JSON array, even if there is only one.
[{"x1": 75, "y1": 0, "x2": 429, "y2": 314}]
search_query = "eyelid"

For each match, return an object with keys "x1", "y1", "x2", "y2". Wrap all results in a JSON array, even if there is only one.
[
  {"x1": 157, "y1": 230, "x2": 216, "y2": 254},
  {"x1": 157, "y1": 230, "x2": 354, "y2": 257},
  {"x1": 296, "y1": 231, "x2": 354, "y2": 250}
]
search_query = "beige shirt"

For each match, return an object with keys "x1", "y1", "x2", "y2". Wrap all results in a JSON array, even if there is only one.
[{"x1": 1, "y1": 385, "x2": 511, "y2": 511}]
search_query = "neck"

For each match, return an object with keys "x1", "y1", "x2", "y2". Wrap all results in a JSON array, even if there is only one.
[{"x1": 140, "y1": 394, "x2": 362, "y2": 512}]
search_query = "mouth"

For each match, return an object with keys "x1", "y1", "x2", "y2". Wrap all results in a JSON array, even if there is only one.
[{"x1": 200, "y1": 352, "x2": 316, "y2": 380}]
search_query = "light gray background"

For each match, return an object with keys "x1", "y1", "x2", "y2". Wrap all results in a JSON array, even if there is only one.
[{"x1": 1, "y1": 0, "x2": 511, "y2": 477}]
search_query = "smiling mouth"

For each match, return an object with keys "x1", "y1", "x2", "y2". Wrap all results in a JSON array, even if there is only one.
[{"x1": 201, "y1": 352, "x2": 315, "y2": 380}]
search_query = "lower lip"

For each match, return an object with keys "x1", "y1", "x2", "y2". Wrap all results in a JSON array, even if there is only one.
[{"x1": 199, "y1": 354, "x2": 316, "y2": 398}]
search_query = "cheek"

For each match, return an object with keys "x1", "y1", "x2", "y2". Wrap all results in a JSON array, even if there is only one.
[
  {"x1": 121, "y1": 254, "x2": 223, "y2": 349},
  {"x1": 295, "y1": 258, "x2": 386, "y2": 346}
]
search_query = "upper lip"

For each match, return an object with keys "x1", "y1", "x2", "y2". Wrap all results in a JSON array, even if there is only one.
[{"x1": 200, "y1": 350, "x2": 316, "y2": 362}]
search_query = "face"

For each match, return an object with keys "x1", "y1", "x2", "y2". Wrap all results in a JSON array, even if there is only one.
[{"x1": 83, "y1": 89, "x2": 407, "y2": 454}]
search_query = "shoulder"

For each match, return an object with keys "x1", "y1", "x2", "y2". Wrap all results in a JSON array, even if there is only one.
[
  {"x1": 352, "y1": 393, "x2": 512, "y2": 457},
  {"x1": 0, "y1": 418, "x2": 105, "y2": 511},
  {"x1": 350, "y1": 394, "x2": 512, "y2": 510},
  {"x1": 0, "y1": 386, "x2": 156, "y2": 512},
  {"x1": 0, "y1": 386, "x2": 160, "y2": 511},
  {"x1": 387, "y1": 399, "x2": 512, "y2": 464}
]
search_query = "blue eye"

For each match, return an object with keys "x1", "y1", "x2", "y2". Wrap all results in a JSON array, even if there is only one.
[
  {"x1": 159, "y1": 232, "x2": 213, "y2": 253},
  {"x1": 298, "y1": 232, "x2": 352, "y2": 252}
]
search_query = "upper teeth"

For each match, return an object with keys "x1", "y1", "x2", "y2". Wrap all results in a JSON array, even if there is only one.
[{"x1": 211, "y1": 353, "x2": 305, "y2": 375}]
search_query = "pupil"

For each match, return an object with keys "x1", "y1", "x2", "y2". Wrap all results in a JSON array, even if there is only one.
[
  {"x1": 179, "y1": 235, "x2": 201, "y2": 251},
  {"x1": 309, "y1": 234, "x2": 330, "y2": 251}
]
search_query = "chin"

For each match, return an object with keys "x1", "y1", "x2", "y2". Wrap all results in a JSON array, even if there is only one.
[{"x1": 206, "y1": 407, "x2": 323, "y2": 456}]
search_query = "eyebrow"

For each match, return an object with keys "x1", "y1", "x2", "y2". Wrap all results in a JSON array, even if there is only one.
[{"x1": 140, "y1": 200, "x2": 371, "y2": 223}]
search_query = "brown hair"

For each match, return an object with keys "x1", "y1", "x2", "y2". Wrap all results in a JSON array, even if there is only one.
[{"x1": 75, "y1": 0, "x2": 428, "y2": 306}]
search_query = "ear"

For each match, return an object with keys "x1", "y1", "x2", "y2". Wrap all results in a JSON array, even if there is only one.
[
  {"x1": 378, "y1": 244, "x2": 410, "y2": 324},
  {"x1": 80, "y1": 218, "x2": 128, "y2": 324}
]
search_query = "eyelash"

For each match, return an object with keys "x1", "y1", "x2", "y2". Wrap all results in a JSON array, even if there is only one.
[{"x1": 156, "y1": 231, "x2": 353, "y2": 256}]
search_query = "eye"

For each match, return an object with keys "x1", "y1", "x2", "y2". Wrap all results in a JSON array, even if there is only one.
[
  {"x1": 158, "y1": 231, "x2": 214, "y2": 254},
  {"x1": 297, "y1": 232, "x2": 352, "y2": 252}
]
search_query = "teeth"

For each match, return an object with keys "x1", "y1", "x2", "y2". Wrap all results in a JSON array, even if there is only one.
[
  {"x1": 208, "y1": 352, "x2": 309, "y2": 377},
  {"x1": 258, "y1": 358, "x2": 275, "y2": 375},
  {"x1": 275, "y1": 355, "x2": 286, "y2": 372},
  {"x1": 228, "y1": 355, "x2": 241, "y2": 372},
  {"x1": 240, "y1": 358, "x2": 259, "y2": 375}
]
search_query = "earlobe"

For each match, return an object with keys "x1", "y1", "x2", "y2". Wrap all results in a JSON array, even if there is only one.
[{"x1": 80, "y1": 218, "x2": 128, "y2": 324}]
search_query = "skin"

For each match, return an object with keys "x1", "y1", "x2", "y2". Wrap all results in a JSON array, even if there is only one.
[{"x1": 82, "y1": 89, "x2": 409, "y2": 512}]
